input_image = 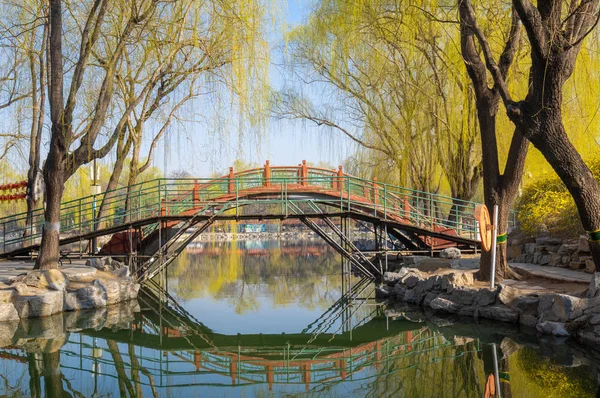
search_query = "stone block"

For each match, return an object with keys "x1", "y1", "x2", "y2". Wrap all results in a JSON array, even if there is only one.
[
  {"x1": 549, "y1": 254, "x2": 562, "y2": 267},
  {"x1": 539, "y1": 254, "x2": 552, "y2": 265},
  {"x1": 525, "y1": 243, "x2": 536, "y2": 255},
  {"x1": 429, "y1": 297, "x2": 460, "y2": 313},
  {"x1": 478, "y1": 305, "x2": 518, "y2": 323},
  {"x1": 451, "y1": 287, "x2": 475, "y2": 306},
  {"x1": 13, "y1": 290, "x2": 64, "y2": 318},
  {"x1": 473, "y1": 288, "x2": 498, "y2": 307}
]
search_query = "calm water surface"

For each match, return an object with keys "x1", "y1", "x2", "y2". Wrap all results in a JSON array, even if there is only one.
[{"x1": 0, "y1": 238, "x2": 599, "y2": 397}]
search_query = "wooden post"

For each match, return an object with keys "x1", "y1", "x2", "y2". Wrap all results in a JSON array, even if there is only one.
[
  {"x1": 264, "y1": 160, "x2": 271, "y2": 187},
  {"x1": 372, "y1": 177, "x2": 379, "y2": 205},
  {"x1": 228, "y1": 167, "x2": 235, "y2": 194},
  {"x1": 193, "y1": 180, "x2": 200, "y2": 202},
  {"x1": 301, "y1": 160, "x2": 308, "y2": 186},
  {"x1": 194, "y1": 351, "x2": 202, "y2": 371},
  {"x1": 403, "y1": 195, "x2": 409, "y2": 218}
]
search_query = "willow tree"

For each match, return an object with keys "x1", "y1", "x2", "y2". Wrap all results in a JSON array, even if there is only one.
[
  {"x1": 276, "y1": 0, "x2": 483, "y2": 210},
  {"x1": 36, "y1": 0, "x2": 269, "y2": 269}
]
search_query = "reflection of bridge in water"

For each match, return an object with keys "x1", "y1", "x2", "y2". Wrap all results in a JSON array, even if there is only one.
[{"x1": 0, "y1": 306, "x2": 480, "y2": 393}]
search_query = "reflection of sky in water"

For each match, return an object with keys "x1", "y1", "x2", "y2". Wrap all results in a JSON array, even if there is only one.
[
  {"x1": 167, "y1": 239, "x2": 375, "y2": 335},
  {"x1": 0, "y1": 240, "x2": 598, "y2": 397}
]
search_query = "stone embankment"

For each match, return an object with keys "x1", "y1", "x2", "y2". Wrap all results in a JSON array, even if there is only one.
[
  {"x1": 0, "y1": 257, "x2": 139, "y2": 323},
  {"x1": 0, "y1": 300, "x2": 138, "y2": 351},
  {"x1": 509, "y1": 235, "x2": 595, "y2": 273},
  {"x1": 377, "y1": 266, "x2": 600, "y2": 345}
]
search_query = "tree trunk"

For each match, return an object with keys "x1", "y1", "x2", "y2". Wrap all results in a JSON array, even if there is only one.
[
  {"x1": 96, "y1": 131, "x2": 131, "y2": 228},
  {"x1": 35, "y1": 0, "x2": 66, "y2": 270},
  {"x1": 526, "y1": 110, "x2": 600, "y2": 270}
]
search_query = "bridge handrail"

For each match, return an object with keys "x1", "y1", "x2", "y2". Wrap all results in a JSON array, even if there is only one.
[{"x1": 0, "y1": 165, "x2": 494, "y2": 254}]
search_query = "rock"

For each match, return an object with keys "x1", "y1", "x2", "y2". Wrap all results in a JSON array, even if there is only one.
[
  {"x1": 473, "y1": 288, "x2": 498, "y2": 307},
  {"x1": 64, "y1": 282, "x2": 108, "y2": 311},
  {"x1": 93, "y1": 278, "x2": 139, "y2": 305},
  {"x1": 569, "y1": 261, "x2": 583, "y2": 270},
  {"x1": 539, "y1": 255, "x2": 552, "y2": 265},
  {"x1": 587, "y1": 273, "x2": 600, "y2": 298},
  {"x1": 0, "y1": 288, "x2": 14, "y2": 304},
  {"x1": 383, "y1": 271, "x2": 404, "y2": 285},
  {"x1": 538, "y1": 294, "x2": 584, "y2": 322},
  {"x1": 376, "y1": 285, "x2": 393, "y2": 299},
  {"x1": 498, "y1": 283, "x2": 520, "y2": 306},
  {"x1": 579, "y1": 235, "x2": 590, "y2": 253},
  {"x1": 0, "y1": 303, "x2": 19, "y2": 322},
  {"x1": 590, "y1": 314, "x2": 600, "y2": 325},
  {"x1": 537, "y1": 321, "x2": 569, "y2": 336},
  {"x1": 423, "y1": 292, "x2": 438, "y2": 307},
  {"x1": 536, "y1": 237, "x2": 562, "y2": 246},
  {"x1": 519, "y1": 314, "x2": 538, "y2": 328},
  {"x1": 442, "y1": 272, "x2": 474, "y2": 292},
  {"x1": 512, "y1": 296, "x2": 540, "y2": 316},
  {"x1": 585, "y1": 260, "x2": 596, "y2": 274},
  {"x1": 525, "y1": 243, "x2": 536, "y2": 255},
  {"x1": 404, "y1": 275, "x2": 420, "y2": 289},
  {"x1": 11, "y1": 270, "x2": 68, "y2": 291},
  {"x1": 451, "y1": 287, "x2": 475, "y2": 306},
  {"x1": 392, "y1": 284, "x2": 406, "y2": 298},
  {"x1": 62, "y1": 267, "x2": 97, "y2": 282},
  {"x1": 429, "y1": 297, "x2": 460, "y2": 313},
  {"x1": 549, "y1": 254, "x2": 562, "y2": 267},
  {"x1": 440, "y1": 247, "x2": 461, "y2": 259},
  {"x1": 44, "y1": 269, "x2": 68, "y2": 291},
  {"x1": 86, "y1": 258, "x2": 104, "y2": 270},
  {"x1": 478, "y1": 306, "x2": 518, "y2": 323},
  {"x1": 13, "y1": 290, "x2": 64, "y2": 318},
  {"x1": 457, "y1": 306, "x2": 476, "y2": 317}
]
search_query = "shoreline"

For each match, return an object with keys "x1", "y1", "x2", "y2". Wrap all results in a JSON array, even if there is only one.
[{"x1": 378, "y1": 258, "x2": 600, "y2": 346}]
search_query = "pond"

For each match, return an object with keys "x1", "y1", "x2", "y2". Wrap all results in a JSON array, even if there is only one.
[{"x1": 0, "y1": 238, "x2": 598, "y2": 397}]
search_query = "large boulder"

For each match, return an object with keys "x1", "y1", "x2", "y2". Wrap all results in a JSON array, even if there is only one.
[
  {"x1": 473, "y1": 288, "x2": 498, "y2": 307},
  {"x1": 13, "y1": 289, "x2": 64, "y2": 318},
  {"x1": 538, "y1": 294, "x2": 584, "y2": 322},
  {"x1": 93, "y1": 278, "x2": 139, "y2": 305},
  {"x1": 64, "y1": 281, "x2": 108, "y2": 311}
]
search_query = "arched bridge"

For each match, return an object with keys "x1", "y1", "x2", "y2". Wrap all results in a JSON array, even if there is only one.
[{"x1": 0, "y1": 161, "x2": 483, "y2": 281}]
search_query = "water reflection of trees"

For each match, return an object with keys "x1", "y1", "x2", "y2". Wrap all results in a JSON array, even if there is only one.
[{"x1": 167, "y1": 240, "x2": 344, "y2": 313}]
